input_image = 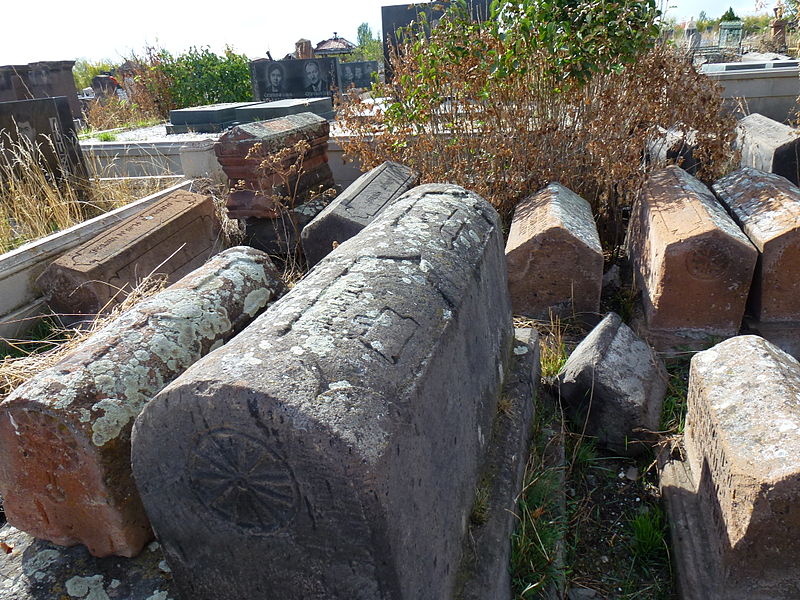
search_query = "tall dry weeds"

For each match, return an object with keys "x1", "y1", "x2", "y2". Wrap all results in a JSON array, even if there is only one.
[{"x1": 337, "y1": 12, "x2": 736, "y2": 250}]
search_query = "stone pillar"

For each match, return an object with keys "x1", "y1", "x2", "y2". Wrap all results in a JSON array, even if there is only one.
[
  {"x1": 505, "y1": 182, "x2": 603, "y2": 319},
  {"x1": 131, "y1": 184, "x2": 513, "y2": 599},
  {"x1": 713, "y1": 167, "x2": 800, "y2": 322},
  {"x1": 626, "y1": 166, "x2": 757, "y2": 347},
  {"x1": 0, "y1": 247, "x2": 285, "y2": 558}
]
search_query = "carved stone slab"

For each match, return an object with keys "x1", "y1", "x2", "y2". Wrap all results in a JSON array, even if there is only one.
[
  {"x1": 36, "y1": 190, "x2": 221, "y2": 319},
  {"x1": 301, "y1": 161, "x2": 419, "y2": 266},
  {"x1": 0, "y1": 247, "x2": 284, "y2": 558},
  {"x1": 677, "y1": 335, "x2": 800, "y2": 597},
  {"x1": 713, "y1": 167, "x2": 800, "y2": 322},
  {"x1": 736, "y1": 113, "x2": 800, "y2": 185},
  {"x1": 131, "y1": 184, "x2": 513, "y2": 599},
  {"x1": 626, "y1": 166, "x2": 757, "y2": 344},
  {"x1": 505, "y1": 182, "x2": 602, "y2": 319}
]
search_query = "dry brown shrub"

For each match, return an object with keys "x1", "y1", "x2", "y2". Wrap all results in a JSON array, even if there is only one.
[
  {"x1": 83, "y1": 96, "x2": 158, "y2": 131},
  {"x1": 337, "y1": 28, "x2": 736, "y2": 250}
]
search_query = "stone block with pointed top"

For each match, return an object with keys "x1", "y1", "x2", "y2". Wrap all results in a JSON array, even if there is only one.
[
  {"x1": 131, "y1": 184, "x2": 514, "y2": 600},
  {"x1": 505, "y1": 183, "x2": 603, "y2": 319},
  {"x1": 736, "y1": 113, "x2": 800, "y2": 185},
  {"x1": 713, "y1": 167, "x2": 800, "y2": 322},
  {"x1": 670, "y1": 335, "x2": 800, "y2": 597},
  {"x1": 301, "y1": 161, "x2": 419, "y2": 267},
  {"x1": 0, "y1": 247, "x2": 284, "y2": 558},
  {"x1": 626, "y1": 166, "x2": 757, "y2": 344}
]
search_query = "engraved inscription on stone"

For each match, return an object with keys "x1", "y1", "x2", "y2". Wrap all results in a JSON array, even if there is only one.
[
  {"x1": 189, "y1": 428, "x2": 300, "y2": 535},
  {"x1": 685, "y1": 239, "x2": 731, "y2": 281}
]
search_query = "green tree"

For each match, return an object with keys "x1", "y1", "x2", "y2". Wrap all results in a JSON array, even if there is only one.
[
  {"x1": 73, "y1": 58, "x2": 119, "y2": 90},
  {"x1": 698, "y1": 10, "x2": 708, "y2": 21},
  {"x1": 347, "y1": 22, "x2": 383, "y2": 62},
  {"x1": 720, "y1": 7, "x2": 740, "y2": 21}
]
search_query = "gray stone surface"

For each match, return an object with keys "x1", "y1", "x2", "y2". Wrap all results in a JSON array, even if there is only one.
[
  {"x1": 736, "y1": 113, "x2": 800, "y2": 184},
  {"x1": 679, "y1": 335, "x2": 800, "y2": 597},
  {"x1": 558, "y1": 312, "x2": 667, "y2": 455},
  {"x1": 0, "y1": 247, "x2": 284, "y2": 558},
  {"x1": 454, "y1": 328, "x2": 539, "y2": 600},
  {"x1": 0, "y1": 525, "x2": 175, "y2": 600},
  {"x1": 234, "y1": 97, "x2": 334, "y2": 122},
  {"x1": 301, "y1": 161, "x2": 419, "y2": 266},
  {"x1": 169, "y1": 102, "x2": 259, "y2": 126},
  {"x1": 131, "y1": 183, "x2": 513, "y2": 600}
]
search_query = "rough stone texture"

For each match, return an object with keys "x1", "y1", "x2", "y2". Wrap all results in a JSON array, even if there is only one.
[
  {"x1": 454, "y1": 328, "x2": 538, "y2": 600},
  {"x1": 245, "y1": 196, "x2": 328, "y2": 257},
  {"x1": 36, "y1": 189, "x2": 221, "y2": 319},
  {"x1": 0, "y1": 525, "x2": 175, "y2": 600},
  {"x1": 736, "y1": 113, "x2": 800, "y2": 185},
  {"x1": 301, "y1": 161, "x2": 420, "y2": 267},
  {"x1": 713, "y1": 167, "x2": 800, "y2": 322},
  {"x1": 131, "y1": 183, "x2": 513, "y2": 600},
  {"x1": 214, "y1": 112, "x2": 334, "y2": 210},
  {"x1": 505, "y1": 183, "x2": 603, "y2": 319},
  {"x1": 647, "y1": 127, "x2": 700, "y2": 175},
  {"x1": 558, "y1": 312, "x2": 667, "y2": 455},
  {"x1": 664, "y1": 335, "x2": 800, "y2": 598},
  {"x1": 0, "y1": 247, "x2": 284, "y2": 558},
  {"x1": 626, "y1": 166, "x2": 758, "y2": 346}
]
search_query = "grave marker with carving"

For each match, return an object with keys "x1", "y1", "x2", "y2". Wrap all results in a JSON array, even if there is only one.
[
  {"x1": 132, "y1": 184, "x2": 514, "y2": 599},
  {"x1": 0, "y1": 247, "x2": 284, "y2": 558}
]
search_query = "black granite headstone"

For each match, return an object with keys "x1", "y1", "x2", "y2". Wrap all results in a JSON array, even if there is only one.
[
  {"x1": 0, "y1": 96, "x2": 88, "y2": 184},
  {"x1": 233, "y1": 98, "x2": 334, "y2": 123},
  {"x1": 338, "y1": 61, "x2": 379, "y2": 90},
  {"x1": 250, "y1": 58, "x2": 340, "y2": 101},
  {"x1": 382, "y1": 1, "x2": 492, "y2": 80}
]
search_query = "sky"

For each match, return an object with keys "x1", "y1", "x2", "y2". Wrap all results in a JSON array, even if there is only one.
[{"x1": 0, "y1": 0, "x2": 782, "y2": 66}]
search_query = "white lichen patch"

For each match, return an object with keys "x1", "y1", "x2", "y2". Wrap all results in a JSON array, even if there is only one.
[
  {"x1": 91, "y1": 398, "x2": 140, "y2": 446},
  {"x1": 144, "y1": 591, "x2": 170, "y2": 600},
  {"x1": 244, "y1": 288, "x2": 271, "y2": 317},
  {"x1": 65, "y1": 574, "x2": 110, "y2": 600}
]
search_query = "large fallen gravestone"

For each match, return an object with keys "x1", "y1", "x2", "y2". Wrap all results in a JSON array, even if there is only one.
[
  {"x1": 0, "y1": 247, "x2": 285, "y2": 558},
  {"x1": 661, "y1": 335, "x2": 800, "y2": 599},
  {"x1": 132, "y1": 184, "x2": 514, "y2": 599},
  {"x1": 505, "y1": 182, "x2": 603, "y2": 320},
  {"x1": 234, "y1": 97, "x2": 334, "y2": 122},
  {"x1": 166, "y1": 101, "x2": 259, "y2": 134},
  {"x1": 214, "y1": 112, "x2": 334, "y2": 212},
  {"x1": 0, "y1": 96, "x2": 88, "y2": 185},
  {"x1": 736, "y1": 113, "x2": 800, "y2": 185},
  {"x1": 36, "y1": 189, "x2": 221, "y2": 319},
  {"x1": 626, "y1": 166, "x2": 757, "y2": 349},
  {"x1": 558, "y1": 312, "x2": 667, "y2": 455},
  {"x1": 250, "y1": 57, "x2": 340, "y2": 101},
  {"x1": 713, "y1": 167, "x2": 800, "y2": 322},
  {"x1": 301, "y1": 160, "x2": 419, "y2": 266}
]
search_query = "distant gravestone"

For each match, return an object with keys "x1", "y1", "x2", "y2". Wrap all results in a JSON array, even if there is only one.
[
  {"x1": 0, "y1": 62, "x2": 81, "y2": 120},
  {"x1": 338, "y1": 60, "x2": 379, "y2": 90},
  {"x1": 36, "y1": 189, "x2": 221, "y2": 319},
  {"x1": 0, "y1": 96, "x2": 87, "y2": 185},
  {"x1": 662, "y1": 335, "x2": 800, "y2": 598},
  {"x1": 505, "y1": 182, "x2": 603, "y2": 320},
  {"x1": 301, "y1": 160, "x2": 419, "y2": 266},
  {"x1": 558, "y1": 312, "x2": 667, "y2": 455},
  {"x1": 131, "y1": 184, "x2": 513, "y2": 600},
  {"x1": 250, "y1": 58, "x2": 339, "y2": 101},
  {"x1": 713, "y1": 167, "x2": 800, "y2": 322},
  {"x1": 736, "y1": 113, "x2": 800, "y2": 185},
  {"x1": 233, "y1": 97, "x2": 334, "y2": 122},
  {"x1": 0, "y1": 247, "x2": 285, "y2": 558},
  {"x1": 626, "y1": 166, "x2": 757, "y2": 347}
]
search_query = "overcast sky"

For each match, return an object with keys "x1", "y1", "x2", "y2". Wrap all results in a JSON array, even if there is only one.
[{"x1": 0, "y1": 0, "x2": 779, "y2": 66}]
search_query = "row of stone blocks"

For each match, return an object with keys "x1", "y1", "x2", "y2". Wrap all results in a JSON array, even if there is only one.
[{"x1": 0, "y1": 184, "x2": 537, "y2": 599}]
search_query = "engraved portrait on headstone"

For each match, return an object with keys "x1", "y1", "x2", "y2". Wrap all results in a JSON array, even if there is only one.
[
  {"x1": 304, "y1": 60, "x2": 327, "y2": 94},
  {"x1": 266, "y1": 62, "x2": 287, "y2": 94},
  {"x1": 250, "y1": 58, "x2": 340, "y2": 100}
]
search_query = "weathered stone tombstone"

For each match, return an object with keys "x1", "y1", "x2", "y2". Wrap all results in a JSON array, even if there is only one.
[
  {"x1": 661, "y1": 335, "x2": 800, "y2": 599},
  {"x1": 0, "y1": 247, "x2": 285, "y2": 558},
  {"x1": 131, "y1": 184, "x2": 514, "y2": 599},
  {"x1": 301, "y1": 160, "x2": 419, "y2": 266},
  {"x1": 505, "y1": 182, "x2": 603, "y2": 320},
  {"x1": 558, "y1": 312, "x2": 667, "y2": 455},
  {"x1": 0, "y1": 96, "x2": 88, "y2": 186},
  {"x1": 250, "y1": 57, "x2": 340, "y2": 101},
  {"x1": 713, "y1": 167, "x2": 800, "y2": 322},
  {"x1": 36, "y1": 189, "x2": 222, "y2": 319},
  {"x1": 736, "y1": 113, "x2": 800, "y2": 185},
  {"x1": 626, "y1": 166, "x2": 757, "y2": 349},
  {"x1": 0, "y1": 62, "x2": 81, "y2": 120}
]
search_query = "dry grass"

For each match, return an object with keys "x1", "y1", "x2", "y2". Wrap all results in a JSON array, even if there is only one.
[{"x1": 83, "y1": 95, "x2": 160, "y2": 132}]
